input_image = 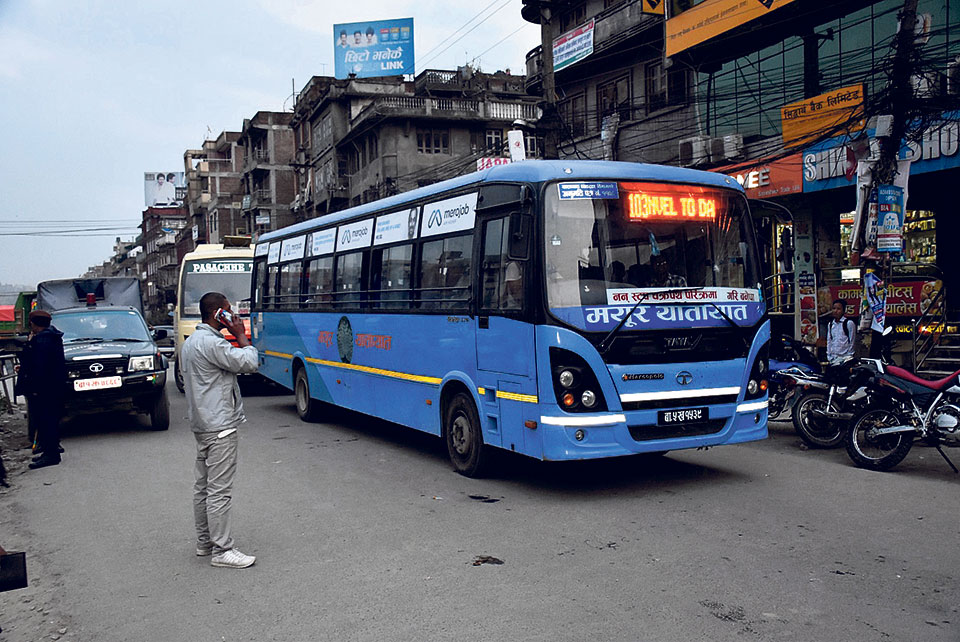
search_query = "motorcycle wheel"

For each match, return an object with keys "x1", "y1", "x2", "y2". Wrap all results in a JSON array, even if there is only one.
[
  {"x1": 792, "y1": 392, "x2": 844, "y2": 448},
  {"x1": 845, "y1": 407, "x2": 914, "y2": 471}
]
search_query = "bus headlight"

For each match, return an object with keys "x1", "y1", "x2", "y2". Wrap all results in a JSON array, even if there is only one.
[
  {"x1": 581, "y1": 390, "x2": 597, "y2": 408},
  {"x1": 559, "y1": 370, "x2": 576, "y2": 388},
  {"x1": 744, "y1": 342, "x2": 770, "y2": 400},
  {"x1": 747, "y1": 379, "x2": 758, "y2": 395},
  {"x1": 129, "y1": 356, "x2": 154, "y2": 372}
]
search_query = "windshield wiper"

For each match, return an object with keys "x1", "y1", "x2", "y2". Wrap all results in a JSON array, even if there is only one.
[
  {"x1": 702, "y1": 301, "x2": 750, "y2": 349},
  {"x1": 598, "y1": 287, "x2": 704, "y2": 356},
  {"x1": 66, "y1": 337, "x2": 104, "y2": 343},
  {"x1": 109, "y1": 338, "x2": 148, "y2": 342}
]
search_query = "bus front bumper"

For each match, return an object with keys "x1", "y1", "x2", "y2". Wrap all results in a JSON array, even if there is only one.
[{"x1": 537, "y1": 399, "x2": 768, "y2": 461}]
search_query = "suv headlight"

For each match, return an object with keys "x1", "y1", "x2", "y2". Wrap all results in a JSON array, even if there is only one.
[{"x1": 128, "y1": 356, "x2": 154, "y2": 372}]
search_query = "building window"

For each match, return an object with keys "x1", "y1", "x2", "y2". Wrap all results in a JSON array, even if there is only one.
[
  {"x1": 560, "y1": 3, "x2": 586, "y2": 32},
  {"x1": 558, "y1": 93, "x2": 588, "y2": 138},
  {"x1": 368, "y1": 133, "x2": 378, "y2": 162},
  {"x1": 485, "y1": 128, "x2": 504, "y2": 154},
  {"x1": 645, "y1": 61, "x2": 689, "y2": 113},
  {"x1": 417, "y1": 129, "x2": 449, "y2": 154},
  {"x1": 597, "y1": 75, "x2": 632, "y2": 126},
  {"x1": 524, "y1": 133, "x2": 544, "y2": 158}
]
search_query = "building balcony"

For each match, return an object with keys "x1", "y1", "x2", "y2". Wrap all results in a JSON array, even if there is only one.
[
  {"x1": 414, "y1": 69, "x2": 461, "y2": 94},
  {"x1": 352, "y1": 96, "x2": 540, "y2": 127}
]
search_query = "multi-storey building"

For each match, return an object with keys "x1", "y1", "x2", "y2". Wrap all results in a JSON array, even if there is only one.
[
  {"x1": 180, "y1": 131, "x2": 244, "y2": 253},
  {"x1": 140, "y1": 206, "x2": 188, "y2": 324},
  {"x1": 237, "y1": 111, "x2": 296, "y2": 238},
  {"x1": 289, "y1": 68, "x2": 541, "y2": 222}
]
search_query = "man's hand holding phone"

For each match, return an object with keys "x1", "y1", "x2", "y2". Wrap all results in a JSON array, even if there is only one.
[{"x1": 216, "y1": 307, "x2": 250, "y2": 347}]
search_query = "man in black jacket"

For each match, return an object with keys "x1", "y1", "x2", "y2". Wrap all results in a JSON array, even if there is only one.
[{"x1": 15, "y1": 310, "x2": 66, "y2": 470}]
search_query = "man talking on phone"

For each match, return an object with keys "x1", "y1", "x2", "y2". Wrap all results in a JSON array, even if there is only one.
[{"x1": 179, "y1": 292, "x2": 259, "y2": 568}]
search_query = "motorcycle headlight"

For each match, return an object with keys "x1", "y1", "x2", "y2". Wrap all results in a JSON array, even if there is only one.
[{"x1": 128, "y1": 356, "x2": 154, "y2": 372}]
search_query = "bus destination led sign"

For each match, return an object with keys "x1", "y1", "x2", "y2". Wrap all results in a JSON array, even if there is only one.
[{"x1": 620, "y1": 182, "x2": 720, "y2": 222}]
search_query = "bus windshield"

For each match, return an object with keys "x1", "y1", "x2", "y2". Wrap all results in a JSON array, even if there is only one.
[
  {"x1": 180, "y1": 259, "x2": 253, "y2": 318},
  {"x1": 544, "y1": 181, "x2": 762, "y2": 332}
]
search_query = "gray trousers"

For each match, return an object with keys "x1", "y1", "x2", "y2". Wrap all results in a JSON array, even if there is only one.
[{"x1": 193, "y1": 430, "x2": 238, "y2": 554}]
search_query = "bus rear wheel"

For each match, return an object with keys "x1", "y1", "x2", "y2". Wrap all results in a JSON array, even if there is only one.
[
  {"x1": 295, "y1": 367, "x2": 322, "y2": 422},
  {"x1": 444, "y1": 391, "x2": 489, "y2": 477}
]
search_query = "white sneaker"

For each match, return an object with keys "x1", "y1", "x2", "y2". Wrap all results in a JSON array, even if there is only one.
[{"x1": 210, "y1": 548, "x2": 256, "y2": 569}]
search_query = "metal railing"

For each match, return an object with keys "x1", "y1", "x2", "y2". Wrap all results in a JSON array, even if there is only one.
[
  {"x1": 912, "y1": 284, "x2": 947, "y2": 371},
  {"x1": 762, "y1": 272, "x2": 795, "y2": 314}
]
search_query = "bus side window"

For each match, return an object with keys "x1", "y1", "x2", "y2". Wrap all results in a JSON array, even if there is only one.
[
  {"x1": 481, "y1": 218, "x2": 523, "y2": 312},
  {"x1": 335, "y1": 251, "x2": 365, "y2": 308},
  {"x1": 253, "y1": 258, "x2": 267, "y2": 310},
  {"x1": 375, "y1": 244, "x2": 413, "y2": 310},
  {"x1": 306, "y1": 256, "x2": 334, "y2": 309},
  {"x1": 419, "y1": 235, "x2": 472, "y2": 311},
  {"x1": 267, "y1": 265, "x2": 279, "y2": 310},
  {"x1": 279, "y1": 261, "x2": 302, "y2": 310}
]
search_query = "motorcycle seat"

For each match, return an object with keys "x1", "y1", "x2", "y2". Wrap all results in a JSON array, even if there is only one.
[{"x1": 886, "y1": 365, "x2": 960, "y2": 391}]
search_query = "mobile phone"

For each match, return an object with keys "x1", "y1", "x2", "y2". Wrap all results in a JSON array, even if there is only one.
[{"x1": 215, "y1": 308, "x2": 234, "y2": 325}]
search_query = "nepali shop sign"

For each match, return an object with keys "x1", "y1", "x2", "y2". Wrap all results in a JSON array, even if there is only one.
[
  {"x1": 821, "y1": 280, "x2": 941, "y2": 319},
  {"x1": 803, "y1": 111, "x2": 960, "y2": 192},
  {"x1": 781, "y1": 85, "x2": 865, "y2": 148},
  {"x1": 714, "y1": 154, "x2": 803, "y2": 199},
  {"x1": 553, "y1": 19, "x2": 594, "y2": 72},
  {"x1": 333, "y1": 18, "x2": 414, "y2": 79}
]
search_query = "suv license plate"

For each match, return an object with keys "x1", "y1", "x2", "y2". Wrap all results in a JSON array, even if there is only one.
[
  {"x1": 658, "y1": 407, "x2": 708, "y2": 425},
  {"x1": 74, "y1": 376, "x2": 122, "y2": 392}
]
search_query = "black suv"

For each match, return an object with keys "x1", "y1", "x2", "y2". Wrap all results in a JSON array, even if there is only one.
[{"x1": 55, "y1": 305, "x2": 169, "y2": 430}]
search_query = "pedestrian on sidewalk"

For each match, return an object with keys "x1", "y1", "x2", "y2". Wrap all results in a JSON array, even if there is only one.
[
  {"x1": 180, "y1": 292, "x2": 259, "y2": 569},
  {"x1": 15, "y1": 310, "x2": 66, "y2": 470}
]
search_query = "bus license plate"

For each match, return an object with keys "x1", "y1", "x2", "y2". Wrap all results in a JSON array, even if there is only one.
[
  {"x1": 658, "y1": 407, "x2": 708, "y2": 425},
  {"x1": 74, "y1": 376, "x2": 122, "y2": 392}
]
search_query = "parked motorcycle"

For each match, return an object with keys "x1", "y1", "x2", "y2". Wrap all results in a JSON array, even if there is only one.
[
  {"x1": 845, "y1": 359, "x2": 960, "y2": 472},
  {"x1": 768, "y1": 335, "x2": 821, "y2": 420},
  {"x1": 788, "y1": 356, "x2": 876, "y2": 448}
]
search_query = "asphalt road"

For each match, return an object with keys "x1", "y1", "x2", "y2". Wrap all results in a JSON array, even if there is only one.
[{"x1": 1, "y1": 374, "x2": 958, "y2": 642}]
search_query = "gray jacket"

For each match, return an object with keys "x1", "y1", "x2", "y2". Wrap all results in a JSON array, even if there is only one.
[{"x1": 180, "y1": 323, "x2": 259, "y2": 433}]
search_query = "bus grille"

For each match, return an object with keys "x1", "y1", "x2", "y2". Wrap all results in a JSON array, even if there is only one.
[
  {"x1": 628, "y1": 419, "x2": 727, "y2": 442},
  {"x1": 622, "y1": 394, "x2": 739, "y2": 411}
]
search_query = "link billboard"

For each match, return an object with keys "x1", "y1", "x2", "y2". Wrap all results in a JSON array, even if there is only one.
[{"x1": 334, "y1": 18, "x2": 414, "y2": 79}]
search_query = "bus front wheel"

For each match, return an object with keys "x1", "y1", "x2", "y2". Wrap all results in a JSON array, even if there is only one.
[
  {"x1": 444, "y1": 392, "x2": 489, "y2": 478},
  {"x1": 295, "y1": 367, "x2": 322, "y2": 422}
]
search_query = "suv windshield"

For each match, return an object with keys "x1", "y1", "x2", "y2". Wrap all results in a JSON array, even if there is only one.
[
  {"x1": 55, "y1": 309, "x2": 152, "y2": 342},
  {"x1": 544, "y1": 180, "x2": 762, "y2": 332}
]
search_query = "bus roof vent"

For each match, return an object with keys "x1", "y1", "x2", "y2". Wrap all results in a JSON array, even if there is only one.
[{"x1": 222, "y1": 235, "x2": 252, "y2": 248}]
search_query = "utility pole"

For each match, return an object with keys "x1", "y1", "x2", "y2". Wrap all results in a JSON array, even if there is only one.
[
  {"x1": 855, "y1": 0, "x2": 919, "y2": 357},
  {"x1": 540, "y1": 6, "x2": 559, "y2": 159}
]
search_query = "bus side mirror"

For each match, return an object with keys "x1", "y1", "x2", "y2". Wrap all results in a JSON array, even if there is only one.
[{"x1": 507, "y1": 212, "x2": 531, "y2": 261}]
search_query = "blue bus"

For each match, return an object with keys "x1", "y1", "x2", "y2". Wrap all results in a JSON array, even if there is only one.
[{"x1": 252, "y1": 161, "x2": 769, "y2": 476}]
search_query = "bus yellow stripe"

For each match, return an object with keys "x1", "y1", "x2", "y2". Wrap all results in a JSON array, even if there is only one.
[
  {"x1": 264, "y1": 350, "x2": 293, "y2": 359},
  {"x1": 496, "y1": 390, "x2": 539, "y2": 404},
  {"x1": 304, "y1": 357, "x2": 442, "y2": 385}
]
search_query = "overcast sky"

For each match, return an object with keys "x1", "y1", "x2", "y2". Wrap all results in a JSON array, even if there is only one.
[{"x1": 0, "y1": 0, "x2": 539, "y2": 287}]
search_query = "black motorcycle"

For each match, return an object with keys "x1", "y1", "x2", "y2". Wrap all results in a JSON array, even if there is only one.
[
  {"x1": 768, "y1": 335, "x2": 821, "y2": 420},
  {"x1": 787, "y1": 357, "x2": 876, "y2": 448},
  {"x1": 845, "y1": 360, "x2": 960, "y2": 472}
]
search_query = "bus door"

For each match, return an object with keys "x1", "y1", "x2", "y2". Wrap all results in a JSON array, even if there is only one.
[{"x1": 476, "y1": 214, "x2": 537, "y2": 453}]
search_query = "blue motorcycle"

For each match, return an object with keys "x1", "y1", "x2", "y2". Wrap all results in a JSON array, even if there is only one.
[{"x1": 768, "y1": 335, "x2": 821, "y2": 420}]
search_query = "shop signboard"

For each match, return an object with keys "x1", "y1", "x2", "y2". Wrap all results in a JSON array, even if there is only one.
[
  {"x1": 714, "y1": 154, "x2": 803, "y2": 199},
  {"x1": 665, "y1": 0, "x2": 797, "y2": 57},
  {"x1": 333, "y1": 18, "x2": 414, "y2": 79},
  {"x1": 476, "y1": 157, "x2": 511, "y2": 172},
  {"x1": 639, "y1": 0, "x2": 664, "y2": 15},
  {"x1": 820, "y1": 279, "x2": 941, "y2": 319},
  {"x1": 876, "y1": 185, "x2": 904, "y2": 253},
  {"x1": 553, "y1": 19, "x2": 594, "y2": 72},
  {"x1": 781, "y1": 85, "x2": 865, "y2": 149},
  {"x1": 802, "y1": 111, "x2": 960, "y2": 192}
]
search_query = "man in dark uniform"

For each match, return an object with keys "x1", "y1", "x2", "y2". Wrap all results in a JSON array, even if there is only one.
[{"x1": 15, "y1": 310, "x2": 66, "y2": 470}]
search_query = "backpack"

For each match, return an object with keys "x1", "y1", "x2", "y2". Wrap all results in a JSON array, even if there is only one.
[{"x1": 830, "y1": 318, "x2": 853, "y2": 342}]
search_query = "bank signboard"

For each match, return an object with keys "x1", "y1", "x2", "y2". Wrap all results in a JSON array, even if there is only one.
[
  {"x1": 333, "y1": 18, "x2": 414, "y2": 79},
  {"x1": 781, "y1": 85, "x2": 865, "y2": 149},
  {"x1": 803, "y1": 111, "x2": 960, "y2": 192},
  {"x1": 715, "y1": 154, "x2": 803, "y2": 199}
]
